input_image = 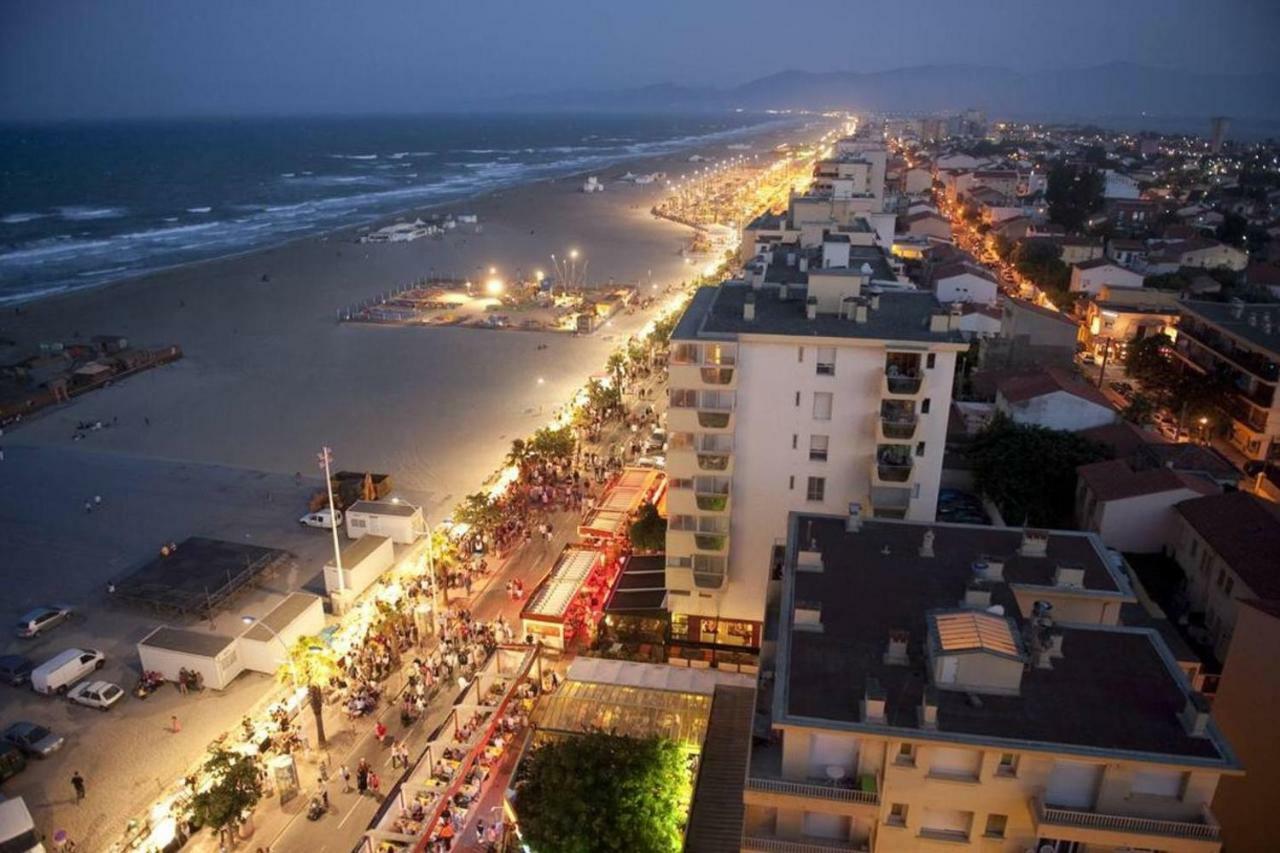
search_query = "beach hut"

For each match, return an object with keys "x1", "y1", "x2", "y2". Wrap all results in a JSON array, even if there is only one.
[
  {"x1": 137, "y1": 627, "x2": 243, "y2": 691},
  {"x1": 345, "y1": 499, "x2": 425, "y2": 544},
  {"x1": 325, "y1": 534, "x2": 395, "y2": 610}
]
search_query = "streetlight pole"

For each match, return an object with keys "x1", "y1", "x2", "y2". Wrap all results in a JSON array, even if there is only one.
[
  {"x1": 318, "y1": 447, "x2": 344, "y2": 592},
  {"x1": 241, "y1": 615, "x2": 290, "y2": 665}
]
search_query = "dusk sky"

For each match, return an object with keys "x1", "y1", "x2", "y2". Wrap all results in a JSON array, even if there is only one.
[{"x1": 2, "y1": 0, "x2": 1278, "y2": 120}]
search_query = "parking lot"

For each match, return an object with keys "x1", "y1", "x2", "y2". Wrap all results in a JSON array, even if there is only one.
[{"x1": 0, "y1": 444, "x2": 339, "y2": 849}]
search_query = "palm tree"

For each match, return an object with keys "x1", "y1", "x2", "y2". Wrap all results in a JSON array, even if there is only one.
[{"x1": 278, "y1": 635, "x2": 339, "y2": 747}]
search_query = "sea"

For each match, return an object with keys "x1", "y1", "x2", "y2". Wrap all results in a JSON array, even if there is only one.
[{"x1": 0, "y1": 112, "x2": 780, "y2": 305}]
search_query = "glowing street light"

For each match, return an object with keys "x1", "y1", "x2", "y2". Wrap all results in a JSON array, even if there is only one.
[{"x1": 485, "y1": 278, "x2": 504, "y2": 296}]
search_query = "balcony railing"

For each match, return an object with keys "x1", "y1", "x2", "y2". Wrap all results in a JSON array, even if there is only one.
[
  {"x1": 742, "y1": 835, "x2": 864, "y2": 853},
  {"x1": 1178, "y1": 320, "x2": 1280, "y2": 382},
  {"x1": 880, "y1": 416, "x2": 918, "y2": 440},
  {"x1": 694, "y1": 534, "x2": 728, "y2": 552},
  {"x1": 884, "y1": 374, "x2": 924, "y2": 395},
  {"x1": 746, "y1": 776, "x2": 880, "y2": 806},
  {"x1": 697, "y1": 411, "x2": 731, "y2": 429},
  {"x1": 877, "y1": 463, "x2": 914, "y2": 482},
  {"x1": 695, "y1": 493, "x2": 729, "y2": 512},
  {"x1": 699, "y1": 367, "x2": 735, "y2": 385},
  {"x1": 1033, "y1": 797, "x2": 1221, "y2": 842},
  {"x1": 696, "y1": 453, "x2": 730, "y2": 471}
]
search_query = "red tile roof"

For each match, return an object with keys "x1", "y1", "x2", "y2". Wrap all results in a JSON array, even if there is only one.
[
  {"x1": 1077, "y1": 458, "x2": 1218, "y2": 502},
  {"x1": 997, "y1": 367, "x2": 1115, "y2": 408},
  {"x1": 1175, "y1": 492, "x2": 1280, "y2": 599}
]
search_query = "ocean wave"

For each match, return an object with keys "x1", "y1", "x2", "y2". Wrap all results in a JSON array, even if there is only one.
[
  {"x1": 187, "y1": 206, "x2": 213, "y2": 213},
  {"x1": 0, "y1": 236, "x2": 114, "y2": 263},
  {"x1": 58, "y1": 206, "x2": 127, "y2": 221},
  {"x1": 77, "y1": 265, "x2": 131, "y2": 277},
  {"x1": 387, "y1": 151, "x2": 436, "y2": 159},
  {"x1": 329, "y1": 153, "x2": 378, "y2": 160},
  {"x1": 1, "y1": 212, "x2": 47, "y2": 224}
]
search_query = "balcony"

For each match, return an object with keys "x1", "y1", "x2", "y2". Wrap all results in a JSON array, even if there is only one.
[
  {"x1": 746, "y1": 777, "x2": 880, "y2": 807},
  {"x1": 695, "y1": 492, "x2": 730, "y2": 513},
  {"x1": 1178, "y1": 320, "x2": 1280, "y2": 382},
  {"x1": 667, "y1": 407, "x2": 733, "y2": 433},
  {"x1": 696, "y1": 452, "x2": 732, "y2": 472},
  {"x1": 693, "y1": 533, "x2": 728, "y2": 552},
  {"x1": 699, "y1": 366, "x2": 736, "y2": 385},
  {"x1": 1031, "y1": 796, "x2": 1222, "y2": 850}
]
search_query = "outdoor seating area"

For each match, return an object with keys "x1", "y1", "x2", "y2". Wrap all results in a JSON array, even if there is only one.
[{"x1": 520, "y1": 544, "x2": 622, "y2": 651}]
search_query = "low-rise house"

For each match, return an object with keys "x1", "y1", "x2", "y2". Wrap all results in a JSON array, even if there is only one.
[
  {"x1": 1169, "y1": 491, "x2": 1280, "y2": 659},
  {"x1": 1146, "y1": 238, "x2": 1249, "y2": 274},
  {"x1": 1058, "y1": 236, "x2": 1105, "y2": 265},
  {"x1": 1106, "y1": 198, "x2": 1159, "y2": 234},
  {"x1": 1069, "y1": 258, "x2": 1145, "y2": 295},
  {"x1": 995, "y1": 367, "x2": 1117, "y2": 431},
  {"x1": 952, "y1": 303, "x2": 1002, "y2": 340},
  {"x1": 982, "y1": 297, "x2": 1080, "y2": 370},
  {"x1": 900, "y1": 211, "x2": 952, "y2": 241},
  {"x1": 931, "y1": 261, "x2": 999, "y2": 306},
  {"x1": 1075, "y1": 458, "x2": 1218, "y2": 553},
  {"x1": 990, "y1": 216, "x2": 1033, "y2": 241},
  {"x1": 1107, "y1": 238, "x2": 1148, "y2": 268},
  {"x1": 1080, "y1": 287, "x2": 1178, "y2": 355}
]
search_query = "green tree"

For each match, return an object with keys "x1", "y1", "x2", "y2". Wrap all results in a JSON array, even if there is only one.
[
  {"x1": 278, "y1": 635, "x2": 339, "y2": 747},
  {"x1": 190, "y1": 748, "x2": 264, "y2": 841},
  {"x1": 530, "y1": 425, "x2": 576, "y2": 461},
  {"x1": 1046, "y1": 162, "x2": 1104, "y2": 231},
  {"x1": 606, "y1": 350, "x2": 627, "y2": 381},
  {"x1": 516, "y1": 732, "x2": 687, "y2": 853},
  {"x1": 1122, "y1": 394, "x2": 1157, "y2": 426},
  {"x1": 585, "y1": 378, "x2": 622, "y2": 418},
  {"x1": 628, "y1": 502, "x2": 667, "y2": 553},
  {"x1": 455, "y1": 491, "x2": 502, "y2": 533},
  {"x1": 506, "y1": 438, "x2": 529, "y2": 470},
  {"x1": 968, "y1": 413, "x2": 1111, "y2": 527}
]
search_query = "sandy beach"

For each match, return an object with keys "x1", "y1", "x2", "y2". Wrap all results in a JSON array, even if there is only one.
[{"x1": 2, "y1": 121, "x2": 815, "y2": 518}]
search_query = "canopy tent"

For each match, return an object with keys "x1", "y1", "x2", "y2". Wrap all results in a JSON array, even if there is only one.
[
  {"x1": 597, "y1": 467, "x2": 664, "y2": 515},
  {"x1": 520, "y1": 545, "x2": 611, "y2": 650},
  {"x1": 577, "y1": 507, "x2": 629, "y2": 540}
]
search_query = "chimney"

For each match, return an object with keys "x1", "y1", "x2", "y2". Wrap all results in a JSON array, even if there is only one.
[
  {"x1": 743, "y1": 291, "x2": 756, "y2": 321},
  {"x1": 799, "y1": 256, "x2": 809, "y2": 273},
  {"x1": 884, "y1": 629, "x2": 910, "y2": 666},
  {"x1": 846, "y1": 501, "x2": 863, "y2": 532},
  {"x1": 870, "y1": 292, "x2": 881, "y2": 311},
  {"x1": 963, "y1": 583, "x2": 992, "y2": 609},
  {"x1": 779, "y1": 282, "x2": 790, "y2": 301},
  {"x1": 855, "y1": 304, "x2": 869, "y2": 323},
  {"x1": 862, "y1": 677, "x2": 887, "y2": 724},
  {"x1": 806, "y1": 296, "x2": 818, "y2": 320},
  {"x1": 919, "y1": 529, "x2": 935, "y2": 557},
  {"x1": 1180, "y1": 693, "x2": 1211, "y2": 737},
  {"x1": 919, "y1": 685, "x2": 939, "y2": 730},
  {"x1": 1054, "y1": 565, "x2": 1085, "y2": 589},
  {"x1": 1019, "y1": 529, "x2": 1050, "y2": 557}
]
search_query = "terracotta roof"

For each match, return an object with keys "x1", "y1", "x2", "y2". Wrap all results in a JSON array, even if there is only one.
[
  {"x1": 1174, "y1": 492, "x2": 1280, "y2": 599},
  {"x1": 997, "y1": 367, "x2": 1115, "y2": 408},
  {"x1": 1077, "y1": 458, "x2": 1218, "y2": 502}
]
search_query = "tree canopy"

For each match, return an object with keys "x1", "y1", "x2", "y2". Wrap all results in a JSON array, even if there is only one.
[
  {"x1": 516, "y1": 732, "x2": 688, "y2": 853},
  {"x1": 968, "y1": 413, "x2": 1111, "y2": 527},
  {"x1": 628, "y1": 501, "x2": 667, "y2": 553},
  {"x1": 1046, "y1": 162, "x2": 1104, "y2": 232},
  {"x1": 190, "y1": 748, "x2": 264, "y2": 835}
]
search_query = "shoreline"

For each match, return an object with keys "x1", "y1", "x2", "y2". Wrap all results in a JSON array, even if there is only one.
[{"x1": 0, "y1": 116, "x2": 799, "y2": 310}]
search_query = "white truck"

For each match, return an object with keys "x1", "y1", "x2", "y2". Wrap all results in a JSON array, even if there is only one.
[
  {"x1": 299, "y1": 509, "x2": 342, "y2": 529},
  {"x1": 30, "y1": 648, "x2": 104, "y2": 695},
  {"x1": 0, "y1": 796, "x2": 44, "y2": 852}
]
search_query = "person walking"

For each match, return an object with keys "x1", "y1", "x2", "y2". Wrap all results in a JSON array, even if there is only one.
[
  {"x1": 356, "y1": 762, "x2": 369, "y2": 796},
  {"x1": 374, "y1": 720, "x2": 387, "y2": 745},
  {"x1": 368, "y1": 770, "x2": 380, "y2": 799},
  {"x1": 71, "y1": 771, "x2": 86, "y2": 803},
  {"x1": 339, "y1": 764, "x2": 351, "y2": 793},
  {"x1": 170, "y1": 714, "x2": 181, "y2": 734}
]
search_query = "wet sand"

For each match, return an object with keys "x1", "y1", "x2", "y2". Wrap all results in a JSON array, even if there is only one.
[{"x1": 2, "y1": 121, "x2": 817, "y2": 517}]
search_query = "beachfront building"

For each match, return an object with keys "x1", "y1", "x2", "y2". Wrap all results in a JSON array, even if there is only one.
[
  {"x1": 742, "y1": 510, "x2": 1238, "y2": 852},
  {"x1": 664, "y1": 266, "x2": 967, "y2": 654},
  {"x1": 1170, "y1": 301, "x2": 1280, "y2": 461}
]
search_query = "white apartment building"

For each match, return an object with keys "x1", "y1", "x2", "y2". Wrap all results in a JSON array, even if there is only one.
[{"x1": 664, "y1": 270, "x2": 967, "y2": 650}]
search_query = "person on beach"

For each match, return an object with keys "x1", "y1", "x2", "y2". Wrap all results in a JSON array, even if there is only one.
[
  {"x1": 170, "y1": 715, "x2": 181, "y2": 733},
  {"x1": 71, "y1": 771, "x2": 86, "y2": 803}
]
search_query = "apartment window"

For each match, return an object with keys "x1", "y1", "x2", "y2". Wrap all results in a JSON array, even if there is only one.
[
  {"x1": 816, "y1": 347, "x2": 836, "y2": 376},
  {"x1": 895, "y1": 743, "x2": 916, "y2": 766},
  {"x1": 809, "y1": 435, "x2": 829, "y2": 462},
  {"x1": 788, "y1": 475, "x2": 795, "y2": 491},
  {"x1": 795, "y1": 391, "x2": 801, "y2": 407},
  {"x1": 887, "y1": 803, "x2": 909, "y2": 827},
  {"x1": 920, "y1": 398, "x2": 931, "y2": 414},
  {"x1": 996, "y1": 753, "x2": 1018, "y2": 777},
  {"x1": 806, "y1": 476, "x2": 826, "y2": 502},
  {"x1": 666, "y1": 555, "x2": 691, "y2": 568},
  {"x1": 916, "y1": 442, "x2": 926, "y2": 457},
  {"x1": 669, "y1": 477, "x2": 693, "y2": 491},
  {"x1": 926, "y1": 353, "x2": 937, "y2": 369},
  {"x1": 792, "y1": 434, "x2": 798, "y2": 450},
  {"x1": 983, "y1": 814, "x2": 1007, "y2": 838},
  {"x1": 670, "y1": 388, "x2": 698, "y2": 408},
  {"x1": 812, "y1": 391, "x2": 833, "y2": 421},
  {"x1": 797, "y1": 346, "x2": 804, "y2": 362}
]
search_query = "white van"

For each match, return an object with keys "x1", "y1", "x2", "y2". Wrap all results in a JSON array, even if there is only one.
[
  {"x1": 0, "y1": 796, "x2": 45, "y2": 852},
  {"x1": 30, "y1": 648, "x2": 104, "y2": 695},
  {"x1": 299, "y1": 509, "x2": 342, "y2": 529}
]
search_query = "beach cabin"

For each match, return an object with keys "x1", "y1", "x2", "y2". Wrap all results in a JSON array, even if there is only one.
[
  {"x1": 345, "y1": 499, "x2": 425, "y2": 544},
  {"x1": 237, "y1": 593, "x2": 326, "y2": 673},
  {"x1": 325, "y1": 534, "x2": 395, "y2": 612},
  {"x1": 138, "y1": 627, "x2": 243, "y2": 691}
]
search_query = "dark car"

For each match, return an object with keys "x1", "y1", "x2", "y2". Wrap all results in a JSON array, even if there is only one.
[
  {"x1": 0, "y1": 655, "x2": 34, "y2": 687},
  {"x1": 0, "y1": 742, "x2": 26, "y2": 782},
  {"x1": 3, "y1": 722, "x2": 65, "y2": 757}
]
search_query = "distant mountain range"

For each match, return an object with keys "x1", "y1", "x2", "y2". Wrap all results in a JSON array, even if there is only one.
[{"x1": 483, "y1": 63, "x2": 1280, "y2": 128}]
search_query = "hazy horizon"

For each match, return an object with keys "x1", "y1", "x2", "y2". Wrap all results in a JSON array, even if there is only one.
[{"x1": 3, "y1": 0, "x2": 1279, "y2": 121}]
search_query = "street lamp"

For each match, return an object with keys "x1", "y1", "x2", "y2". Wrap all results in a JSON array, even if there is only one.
[{"x1": 241, "y1": 615, "x2": 290, "y2": 667}]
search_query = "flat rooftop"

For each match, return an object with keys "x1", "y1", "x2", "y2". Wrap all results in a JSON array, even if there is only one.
[
  {"x1": 1181, "y1": 301, "x2": 1280, "y2": 356},
  {"x1": 347, "y1": 499, "x2": 419, "y2": 517},
  {"x1": 777, "y1": 515, "x2": 1234, "y2": 765},
  {"x1": 673, "y1": 283, "x2": 961, "y2": 345},
  {"x1": 114, "y1": 537, "x2": 294, "y2": 617},
  {"x1": 242, "y1": 592, "x2": 321, "y2": 643},
  {"x1": 141, "y1": 626, "x2": 238, "y2": 657}
]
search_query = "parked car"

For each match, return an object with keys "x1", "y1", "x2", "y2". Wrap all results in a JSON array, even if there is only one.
[
  {"x1": 643, "y1": 429, "x2": 668, "y2": 455},
  {"x1": 0, "y1": 796, "x2": 42, "y2": 853},
  {"x1": 30, "y1": 648, "x2": 105, "y2": 695},
  {"x1": 0, "y1": 743, "x2": 26, "y2": 782},
  {"x1": 67, "y1": 680, "x2": 125, "y2": 712},
  {"x1": 0, "y1": 656, "x2": 34, "y2": 687},
  {"x1": 3, "y1": 722, "x2": 64, "y2": 758},
  {"x1": 15, "y1": 605, "x2": 73, "y2": 639},
  {"x1": 299, "y1": 509, "x2": 342, "y2": 529}
]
